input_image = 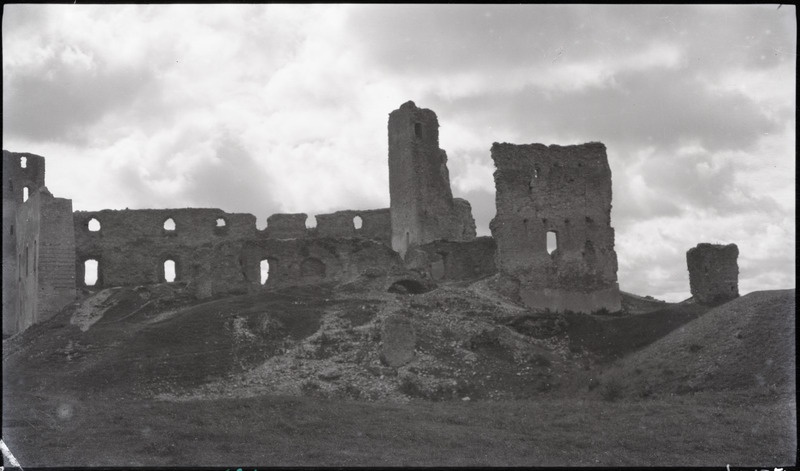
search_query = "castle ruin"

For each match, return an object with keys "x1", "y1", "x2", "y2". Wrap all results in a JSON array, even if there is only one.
[
  {"x1": 8, "y1": 101, "x2": 731, "y2": 335},
  {"x1": 490, "y1": 143, "x2": 621, "y2": 314},
  {"x1": 686, "y1": 243, "x2": 739, "y2": 305}
]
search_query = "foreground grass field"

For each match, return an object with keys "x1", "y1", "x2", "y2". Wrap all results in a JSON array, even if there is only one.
[
  {"x1": 2, "y1": 389, "x2": 795, "y2": 466},
  {"x1": 2, "y1": 283, "x2": 796, "y2": 467}
]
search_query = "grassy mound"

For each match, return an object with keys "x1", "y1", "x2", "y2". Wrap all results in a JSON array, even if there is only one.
[{"x1": 598, "y1": 289, "x2": 796, "y2": 399}]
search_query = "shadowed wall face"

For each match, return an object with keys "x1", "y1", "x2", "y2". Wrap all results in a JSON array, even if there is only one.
[
  {"x1": 3, "y1": 151, "x2": 48, "y2": 335},
  {"x1": 490, "y1": 142, "x2": 621, "y2": 314},
  {"x1": 15, "y1": 188, "x2": 76, "y2": 333},
  {"x1": 686, "y1": 243, "x2": 739, "y2": 305},
  {"x1": 388, "y1": 101, "x2": 475, "y2": 258}
]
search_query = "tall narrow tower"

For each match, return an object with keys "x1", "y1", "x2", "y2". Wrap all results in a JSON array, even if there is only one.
[
  {"x1": 3, "y1": 151, "x2": 46, "y2": 335},
  {"x1": 388, "y1": 101, "x2": 475, "y2": 258}
]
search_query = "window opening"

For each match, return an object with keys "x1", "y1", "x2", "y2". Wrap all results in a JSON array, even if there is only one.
[
  {"x1": 163, "y1": 218, "x2": 176, "y2": 231},
  {"x1": 84, "y1": 259, "x2": 98, "y2": 286},
  {"x1": 260, "y1": 259, "x2": 270, "y2": 285},
  {"x1": 10, "y1": 224, "x2": 13, "y2": 236},
  {"x1": 353, "y1": 215, "x2": 363, "y2": 230},
  {"x1": 88, "y1": 218, "x2": 101, "y2": 232},
  {"x1": 23, "y1": 187, "x2": 29, "y2": 202},
  {"x1": 546, "y1": 231, "x2": 558, "y2": 255},
  {"x1": 414, "y1": 122, "x2": 422, "y2": 138},
  {"x1": 164, "y1": 260, "x2": 176, "y2": 283},
  {"x1": 24, "y1": 246, "x2": 29, "y2": 277},
  {"x1": 305, "y1": 215, "x2": 317, "y2": 229},
  {"x1": 20, "y1": 157, "x2": 27, "y2": 168},
  {"x1": 216, "y1": 218, "x2": 226, "y2": 227}
]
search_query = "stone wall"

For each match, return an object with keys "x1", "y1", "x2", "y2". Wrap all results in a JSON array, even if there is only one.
[
  {"x1": 405, "y1": 237, "x2": 497, "y2": 282},
  {"x1": 3, "y1": 151, "x2": 47, "y2": 335},
  {"x1": 315, "y1": 208, "x2": 391, "y2": 247},
  {"x1": 74, "y1": 208, "x2": 258, "y2": 297},
  {"x1": 14, "y1": 188, "x2": 76, "y2": 333},
  {"x1": 72, "y1": 207, "x2": 397, "y2": 298},
  {"x1": 241, "y1": 237, "x2": 405, "y2": 289},
  {"x1": 686, "y1": 243, "x2": 739, "y2": 305},
  {"x1": 490, "y1": 142, "x2": 621, "y2": 314},
  {"x1": 388, "y1": 101, "x2": 476, "y2": 258}
]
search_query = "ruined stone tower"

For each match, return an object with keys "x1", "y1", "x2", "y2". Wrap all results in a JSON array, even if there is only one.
[
  {"x1": 3, "y1": 151, "x2": 45, "y2": 334},
  {"x1": 490, "y1": 142, "x2": 621, "y2": 314},
  {"x1": 3, "y1": 151, "x2": 75, "y2": 335},
  {"x1": 388, "y1": 101, "x2": 476, "y2": 258},
  {"x1": 686, "y1": 243, "x2": 739, "y2": 305}
]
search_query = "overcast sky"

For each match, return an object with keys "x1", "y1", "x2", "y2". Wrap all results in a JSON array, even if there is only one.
[{"x1": 2, "y1": 4, "x2": 795, "y2": 301}]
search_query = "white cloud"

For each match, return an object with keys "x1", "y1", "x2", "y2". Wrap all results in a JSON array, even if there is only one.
[{"x1": 2, "y1": 4, "x2": 795, "y2": 301}]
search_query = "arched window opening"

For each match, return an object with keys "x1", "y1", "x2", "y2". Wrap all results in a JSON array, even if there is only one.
[
  {"x1": 20, "y1": 156, "x2": 27, "y2": 168},
  {"x1": 546, "y1": 231, "x2": 558, "y2": 255},
  {"x1": 260, "y1": 259, "x2": 270, "y2": 285},
  {"x1": 305, "y1": 215, "x2": 317, "y2": 229},
  {"x1": 88, "y1": 218, "x2": 101, "y2": 232},
  {"x1": 414, "y1": 122, "x2": 422, "y2": 138},
  {"x1": 84, "y1": 259, "x2": 98, "y2": 286},
  {"x1": 164, "y1": 260, "x2": 176, "y2": 283},
  {"x1": 163, "y1": 218, "x2": 176, "y2": 231},
  {"x1": 353, "y1": 215, "x2": 363, "y2": 230},
  {"x1": 23, "y1": 187, "x2": 29, "y2": 202},
  {"x1": 216, "y1": 218, "x2": 226, "y2": 227}
]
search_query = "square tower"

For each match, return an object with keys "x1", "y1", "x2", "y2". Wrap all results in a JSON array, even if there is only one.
[
  {"x1": 388, "y1": 101, "x2": 475, "y2": 258},
  {"x1": 490, "y1": 142, "x2": 621, "y2": 314},
  {"x1": 686, "y1": 243, "x2": 739, "y2": 305}
]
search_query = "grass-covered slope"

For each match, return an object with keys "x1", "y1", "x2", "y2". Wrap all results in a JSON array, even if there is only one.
[{"x1": 601, "y1": 289, "x2": 796, "y2": 398}]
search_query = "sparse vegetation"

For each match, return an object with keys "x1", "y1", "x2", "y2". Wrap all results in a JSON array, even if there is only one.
[{"x1": 2, "y1": 283, "x2": 795, "y2": 466}]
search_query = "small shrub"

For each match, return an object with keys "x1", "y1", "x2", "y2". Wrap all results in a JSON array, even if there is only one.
[
  {"x1": 600, "y1": 375, "x2": 624, "y2": 402},
  {"x1": 531, "y1": 354, "x2": 552, "y2": 367},
  {"x1": 397, "y1": 374, "x2": 424, "y2": 397},
  {"x1": 300, "y1": 379, "x2": 322, "y2": 395},
  {"x1": 342, "y1": 383, "x2": 362, "y2": 400}
]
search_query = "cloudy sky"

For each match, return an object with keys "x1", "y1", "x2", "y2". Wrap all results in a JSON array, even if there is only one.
[{"x1": 3, "y1": 4, "x2": 795, "y2": 301}]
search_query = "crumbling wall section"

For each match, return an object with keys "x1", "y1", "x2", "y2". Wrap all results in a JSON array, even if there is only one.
[
  {"x1": 315, "y1": 208, "x2": 391, "y2": 246},
  {"x1": 74, "y1": 208, "x2": 258, "y2": 297},
  {"x1": 261, "y1": 213, "x2": 309, "y2": 240},
  {"x1": 241, "y1": 237, "x2": 405, "y2": 289},
  {"x1": 14, "y1": 188, "x2": 75, "y2": 333},
  {"x1": 388, "y1": 101, "x2": 476, "y2": 258},
  {"x1": 686, "y1": 243, "x2": 739, "y2": 305},
  {"x1": 405, "y1": 237, "x2": 497, "y2": 282},
  {"x1": 490, "y1": 142, "x2": 621, "y2": 314},
  {"x1": 3, "y1": 151, "x2": 48, "y2": 335}
]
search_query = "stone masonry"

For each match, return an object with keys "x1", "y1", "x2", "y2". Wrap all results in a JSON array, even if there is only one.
[
  {"x1": 490, "y1": 142, "x2": 621, "y2": 314},
  {"x1": 388, "y1": 101, "x2": 476, "y2": 258},
  {"x1": 3, "y1": 151, "x2": 50, "y2": 335},
  {"x1": 15, "y1": 187, "x2": 76, "y2": 333},
  {"x1": 686, "y1": 243, "x2": 739, "y2": 305}
]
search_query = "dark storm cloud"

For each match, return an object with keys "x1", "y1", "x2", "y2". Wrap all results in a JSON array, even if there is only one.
[
  {"x1": 107, "y1": 133, "x2": 279, "y2": 219},
  {"x1": 183, "y1": 135, "x2": 280, "y2": 219},
  {"x1": 425, "y1": 67, "x2": 781, "y2": 154},
  {"x1": 3, "y1": 55, "x2": 155, "y2": 143},
  {"x1": 346, "y1": 5, "x2": 793, "y2": 75}
]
